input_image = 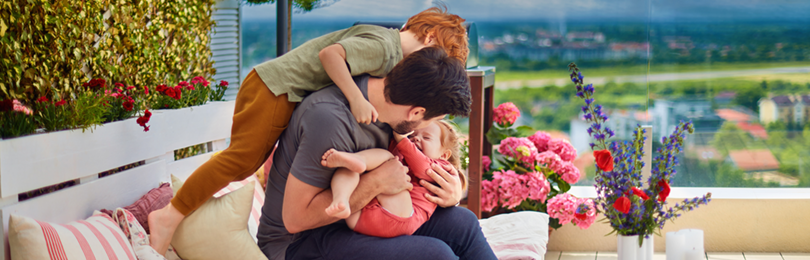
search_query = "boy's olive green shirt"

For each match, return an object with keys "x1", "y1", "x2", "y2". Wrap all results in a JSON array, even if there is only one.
[{"x1": 253, "y1": 25, "x2": 403, "y2": 102}]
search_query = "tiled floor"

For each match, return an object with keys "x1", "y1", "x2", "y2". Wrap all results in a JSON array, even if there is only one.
[{"x1": 544, "y1": 252, "x2": 810, "y2": 260}]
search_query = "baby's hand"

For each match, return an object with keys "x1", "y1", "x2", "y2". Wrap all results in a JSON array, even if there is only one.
[{"x1": 350, "y1": 98, "x2": 378, "y2": 124}]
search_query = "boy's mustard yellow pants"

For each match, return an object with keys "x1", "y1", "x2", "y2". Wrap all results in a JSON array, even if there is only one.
[{"x1": 171, "y1": 69, "x2": 296, "y2": 215}]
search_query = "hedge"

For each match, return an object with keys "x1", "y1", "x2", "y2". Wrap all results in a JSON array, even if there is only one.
[{"x1": 0, "y1": 0, "x2": 216, "y2": 102}]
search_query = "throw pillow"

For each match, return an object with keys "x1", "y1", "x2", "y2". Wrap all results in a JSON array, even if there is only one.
[
  {"x1": 9, "y1": 211, "x2": 137, "y2": 260},
  {"x1": 479, "y1": 211, "x2": 549, "y2": 260},
  {"x1": 111, "y1": 208, "x2": 182, "y2": 260},
  {"x1": 170, "y1": 181, "x2": 267, "y2": 260},
  {"x1": 102, "y1": 182, "x2": 172, "y2": 234}
]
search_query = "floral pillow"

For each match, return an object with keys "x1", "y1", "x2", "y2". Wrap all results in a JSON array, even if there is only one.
[{"x1": 101, "y1": 182, "x2": 173, "y2": 234}]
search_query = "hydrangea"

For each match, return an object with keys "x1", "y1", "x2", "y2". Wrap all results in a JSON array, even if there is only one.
[
  {"x1": 493, "y1": 170, "x2": 531, "y2": 209},
  {"x1": 493, "y1": 102, "x2": 520, "y2": 127},
  {"x1": 481, "y1": 178, "x2": 501, "y2": 212},
  {"x1": 526, "y1": 171, "x2": 551, "y2": 203},
  {"x1": 498, "y1": 137, "x2": 537, "y2": 166},
  {"x1": 549, "y1": 138, "x2": 577, "y2": 162},
  {"x1": 482, "y1": 155, "x2": 492, "y2": 170},
  {"x1": 546, "y1": 193, "x2": 580, "y2": 226},
  {"x1": 528, "y1": 131, "x2": 552, "y2": 152},
  {"x1": 554, "y1": 161, "x2": 581, "y2": 184},
  {"x1": 572, "y1": 199, "x2": 597, "y2": 229}
]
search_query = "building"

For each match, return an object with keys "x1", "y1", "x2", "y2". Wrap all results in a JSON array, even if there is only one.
[
  {"x1": 759, "y1": 94, "x2": 810, "y2": 125},
  {"x1": 726, "y1": 149, "x2": 798, "y2": 186},
  {"x1": 653, "y1": 99, "x2": 724, "y2": 138}
]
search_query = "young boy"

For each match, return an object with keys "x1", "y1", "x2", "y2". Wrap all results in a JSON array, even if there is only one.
[{"x1": 149, "y1": 6, "x2": 469, "y2": 255}]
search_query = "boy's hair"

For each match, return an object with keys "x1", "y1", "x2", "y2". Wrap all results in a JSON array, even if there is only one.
[
  {"x1": 435, "y1": 119, "x2": 468, "y2": 193},
  {"x1": 403, "y1": 6, "x2": 469, "y2": 63},
  {"x1": 384, "y1": 46, "x2": 471, "y2": 120}
]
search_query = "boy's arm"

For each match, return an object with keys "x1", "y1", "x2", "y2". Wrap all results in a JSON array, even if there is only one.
[{"x1": 319, "y1": 44, "x2": 378, "y2": 124}]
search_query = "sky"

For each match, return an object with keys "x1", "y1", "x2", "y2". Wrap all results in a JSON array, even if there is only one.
[{"x1": 241, "y1": 0, "x2": 810, "y2": 22}]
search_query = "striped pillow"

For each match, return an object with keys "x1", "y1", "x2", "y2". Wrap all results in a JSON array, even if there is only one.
[
  {"x1": 212, "y1": 175, "x2": 264, "y2": 242},
  {"x1": 9, "y1": 211, "x2": 137, "y2": 260}
]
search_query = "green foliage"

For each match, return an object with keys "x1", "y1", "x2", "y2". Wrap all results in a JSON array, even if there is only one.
[
  {"x1": 711, "y1": 121, "x2": 752, "y2": 156},
  {"x1": 0, "y1": 0, "x2": 216, "y2": 102},
  {"x1": 209, "y1": 81, "x2": 229, "y2": 101},
  {"x1": 0, "y1": 111, "x2": 36, "y2": 138},
  {"x1": 243, "y1": 0, "x2": 337, "y2": 12}
]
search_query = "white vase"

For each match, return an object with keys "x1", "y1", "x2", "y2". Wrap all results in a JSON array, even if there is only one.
[{"x1": 617, "y1": 235, "x2": 653, "y2": 260}]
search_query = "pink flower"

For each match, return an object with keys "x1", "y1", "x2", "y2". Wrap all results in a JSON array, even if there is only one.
[
  {"x1": 554, "y1": 161, "x2": 581, "y2": 184},
  {"x1": 12, "y1": 100, "x2": 33, "y2": 115},
  {"x1": 493, "y1": 102, "x2": 520, "y2": 127},
  {"x1": 548, "y1": 138, "x2": 577, "y2": 162},
  {"x1": 481, "y1": 178, "x2": 501, "y2": 212},
  {"x1": 547, "y1": 193, "x2": 580, "y2": 226},
  {"x1": 498, "y1": 137, "x2": 537, "y2": 166},
  {"x1": 528, "y1": 131, "x2": 552, "y2": 152},
  {"x1": 535, "y1": 151, "x2": 562, "y2": 170},
  {"x1": 482, "y1": 155, "x2": 492, "y2": 170},
  {"x1": 571, "y1": 198, "x2": 597, "y2": 229},
  {"x1": 526, "y1": 171, "x2": 550, "y2": 203},
  {"x1": 493, "y1": 170, "x2": 530, "y2": 209}
]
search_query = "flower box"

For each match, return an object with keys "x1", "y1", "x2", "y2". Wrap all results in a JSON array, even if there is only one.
[{"x1": 0, "y1": 101, "x2": 235, "y2": 259}]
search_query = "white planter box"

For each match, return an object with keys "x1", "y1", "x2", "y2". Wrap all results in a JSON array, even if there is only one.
[{"x1": 0, "y1": 101, "x2": 235, "y2": 259}]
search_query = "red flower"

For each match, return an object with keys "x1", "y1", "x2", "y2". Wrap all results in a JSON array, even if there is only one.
[
  {"x1": 36, "y1": 97, "x2": 49, "y2": 103},
  {"x1": 593, "y1": 150, "x2": 614, "y2": 172},
  {"x1": 156, "y1": 84, "x2": 168, "y2": 93},
  {"x1": 55, "y1": 100, "x2": 67, "y2": 106},
  {"x1": 613, "y1": 196, "x2": 631, "y2": 214},
  {"x1": 144, "y1": 109, "x2": 151, "y2": 118},
  {"x1": 136, "y1": 116, "x2": 149, "y2": 127},
  {"x1": 123, "y1": 100, "x2": 134, "y2": 111},
  {"x1": 172, "y1": 86, "x2": 182, "y2": 100},
  {"x1": 115, "y1": 82, "x2": 124, "y2": 88},
  {"x1": 574, "y1": 212, "x2": 588, "y2": 221},
  {"x1": 143, "y1": 125, "x2": 150, "y2": 132},
  {"x1": 163, "y1": 88, "x2": 176, "y2": 98},
  {"x1": 219, "y1": 80, "x2": 229, "y2": 87},
  {"x1": 657, "y1": 180, "x2": 671, "y2": 202},
  {"x1": 0, "y1": 99, "x2": 13, "y2": 112},
  {"x1": 126, "y1": 86, "x2": 135, "y2": 91},
  {"x1": 630, "y1": 187, "x2": 649, "y2": 200},
  {"x1": 143, "y1": 86, "x2": 150, "y2": 95}
]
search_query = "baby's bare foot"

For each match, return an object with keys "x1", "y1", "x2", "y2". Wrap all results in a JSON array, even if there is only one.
[
  {"x1": 321, "y1": 149, "x2": 366, "y2": 173},
  {"x1": 148, "y1": 204, "x2": 184, "y2": 256},
  {"x1": 325, "y1": 201, "x2": 351, "y2": 219}
]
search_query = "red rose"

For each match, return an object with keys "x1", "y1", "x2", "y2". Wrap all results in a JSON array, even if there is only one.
[
  {"x1": 657, "y1": 180, "x2": 671, "y2": 202},
  {"x1": 593, "y1": 150, "x2": 614, "y2": 172},
  {"x1": 55, "y1": 100, "x2": 67, "y2": 106},
  {"x1": 613, "y1": 196, "x2": 631, "y2": 214},
  {"x1": 123, "y1": 100, "x2": 134, "y2": 111},
  {"x1": 631, "y1": 187, "x2": 649, "y2": 200}
]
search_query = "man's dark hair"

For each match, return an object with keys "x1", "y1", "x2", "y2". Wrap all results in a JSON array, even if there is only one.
[{"x1": 384, "y1": 46, "x2": 471, "y2": 119}]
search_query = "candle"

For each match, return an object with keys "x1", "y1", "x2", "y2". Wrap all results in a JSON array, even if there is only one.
[
  {"x1": 666, "y1": 231, "x2": 685, "y2": 260},
  {"x1": 680, "y1": 229, "x2": 704, "y2": 260}
]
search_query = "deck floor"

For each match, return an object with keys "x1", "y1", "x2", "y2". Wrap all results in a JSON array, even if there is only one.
[{"x1": 545, "y1": 252, "x2": 810, "y2": 260}]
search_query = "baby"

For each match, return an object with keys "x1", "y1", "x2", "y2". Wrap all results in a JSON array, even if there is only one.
[{"x1": 321, "y1": 120, "x2": 467, "y2": 237}]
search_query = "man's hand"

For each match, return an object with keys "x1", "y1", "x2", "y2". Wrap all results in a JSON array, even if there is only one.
[
  {"x1": 420, "y1": 163, "x2": 463, "y2": 208},
  {"x1": 350, "y1": 97, "x2": 379, "y2": 124},
  {"x1": 365, "y1": 158, "x2": 412, "y2": 195}
]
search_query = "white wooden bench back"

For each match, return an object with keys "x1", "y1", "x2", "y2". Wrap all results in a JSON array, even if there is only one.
[{"x1": 0, "y1": 101, "x2": 235, "y2": 260}]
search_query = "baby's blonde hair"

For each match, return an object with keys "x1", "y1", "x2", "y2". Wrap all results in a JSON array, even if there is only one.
[{"x1": 435, "y1": 119, "x2": 467, "y2": 192}]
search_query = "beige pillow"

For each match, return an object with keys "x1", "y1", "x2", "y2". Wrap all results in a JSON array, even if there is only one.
[
  {"x1": 9, "y1": 211, "x2": 137, "y2": 260},
  {"x1": 170, "y1": 179, "x2": 267, "y2": 260}
]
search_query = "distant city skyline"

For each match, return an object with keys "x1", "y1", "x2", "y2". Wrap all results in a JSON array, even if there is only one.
[{"x1": 241, "y1": 0, "x2": 810, "y2": 22}]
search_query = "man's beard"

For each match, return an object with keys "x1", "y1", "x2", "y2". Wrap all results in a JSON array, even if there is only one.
[{"x1": 392, "y1": 120, "x2": 420, "y2": 135}]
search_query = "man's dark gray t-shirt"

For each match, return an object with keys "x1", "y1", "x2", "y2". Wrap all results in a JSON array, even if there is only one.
[{"x1": 257, "y1": 75, "x2": 392, "y2": 260}]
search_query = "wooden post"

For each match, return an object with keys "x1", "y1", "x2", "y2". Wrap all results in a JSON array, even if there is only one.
[{"x1": 466, "y1": 66, "x2": 496, "y2": 219}]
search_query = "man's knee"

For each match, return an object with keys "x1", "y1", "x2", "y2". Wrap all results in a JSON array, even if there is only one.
[
  {"x1": 443, "y1": 206, "x2": 480, "y2": 227},
  {"x1": 415, "y1": 237, "x2": 457, "y2": 260}
]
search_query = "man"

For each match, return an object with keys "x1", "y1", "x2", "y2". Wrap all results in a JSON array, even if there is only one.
[{"x1": 258, "y1": 46, "x2": 497, "y2": 260}]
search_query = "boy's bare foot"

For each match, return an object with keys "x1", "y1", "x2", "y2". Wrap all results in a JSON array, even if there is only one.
[
  {"x1": 321, "y1": 149, "x2": 366, "y2": 173},
  {"x1": 148, "y1": 204, "x2": 184, "y2": 256},
  {"x1": 325, "y1": 200, "x2": 351, "y2": 219}
]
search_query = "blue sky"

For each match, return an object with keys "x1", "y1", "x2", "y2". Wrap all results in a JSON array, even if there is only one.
[{"x1": 241, "y1": 0, "x2": 810, "y2": 22}]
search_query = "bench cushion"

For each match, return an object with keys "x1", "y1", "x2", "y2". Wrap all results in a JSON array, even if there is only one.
[{"x1": 9, "y1": 211, "x2": 137, "y2": 260}]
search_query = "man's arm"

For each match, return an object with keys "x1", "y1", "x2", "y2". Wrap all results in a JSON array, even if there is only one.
[{"x1": 282, "y1": 158, "x2": 412, "y2": 234}]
